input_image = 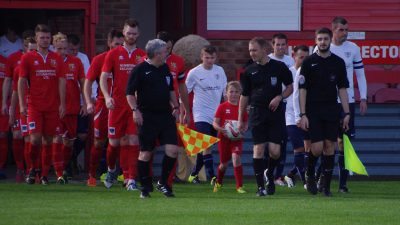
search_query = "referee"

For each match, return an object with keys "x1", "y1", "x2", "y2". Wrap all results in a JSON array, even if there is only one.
[
  {"x1": 126, "y1": 39, "x2": 180, "y2": 198},
  {"x1": 299, "y1": 28, "x2": 350, "y2": 197},
  {"x1": 238, "y1": 37, "x2": 293, "y2": 197}
]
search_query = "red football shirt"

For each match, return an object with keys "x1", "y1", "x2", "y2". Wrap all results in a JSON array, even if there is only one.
[
  {"x1": 5, "y1": 51, "x2": 23, "y2": 78},
  {"x1": 19, "y1": 50, "x2": 63, "y2": 111},
  {"x1": 214, "y1": 101, "x2": 248, "y2": 139},
  {"x1": 87, "y1": 51, "x2": 113, "y2": 101},
  {"x1": 63, "y1": 55, "x2": 84, "y2": 114},
  {"x1": 0, "y1": 55, "x2": 6, "y2": 107},
  {"x1": 102, "y1": 46, "x2": 146, "y2": 108},
  {"x1": 166, "y1": 54, "x2": 185, "y2": 99}
]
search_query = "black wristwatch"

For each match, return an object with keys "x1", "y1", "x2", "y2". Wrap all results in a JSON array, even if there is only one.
[{"x1": 299, "y1": 113, "x2": 306, "y2": 117}]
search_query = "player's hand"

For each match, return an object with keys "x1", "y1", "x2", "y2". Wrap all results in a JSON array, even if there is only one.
[
  {"x1": 181, "y1": 111, "x2": 191, "y2": 125},
  {"x1": 80, "y1": 104, "x2": 88, "y2": 116},
  {"x1": 300, "y1": 115, "x2": 309, "y2": 131},
  {"x1": 269, "y1": 95, "x2": 282, "y2": 112},
  {"x1": 238, "y1": 120, "x2": 246, "y2": 134},
  {"x1": 172, "y1": 108, "x2": 180, "y2": 122},
  {"x1": 1, "y1": 104, "x2": 8, "y2": 115},
  {"x1": 360, "y1": 100, "x2": 367, "y2": 116},
  {"x1": 342, "y1": 114, "x2": 350, "y2": 131},
  {"x1": 59, "y1": 104, "x2": 66, "y2": 119},
  {"x1": 86, "y1": 102, "x2": 95, "y2": 114},
  {"x1": 105, "y1": 97, "x2": 115, "y2": 110},
  {"x1": 133, "y1": 110, "x2": 143, "y2": 126},
  {"x1": 20, "y1": 104, "x2": 27, "y2": 116}
]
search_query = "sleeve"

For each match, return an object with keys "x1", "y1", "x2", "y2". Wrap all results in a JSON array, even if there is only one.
[
  {"x1": 240, "y1": 69, "x2": 251, "y2": 97},
  {"x1": 185, "y1": 69, "x2": 196, "y2": 93},
  {"x1": 298, "y1": 59, "x2": 310, "y2": 90},
  {"x1": 126, "y1": 65, "x2": 140, "y2": 96},
  {"x1": 177, "y1": 57, "x2": 186, "y2": 83},
  {"x1": 86, "y1": 56, "x2": 100, "y2": 81},
  {"x1": 19, "y1": 55, "x2": 29, "y2": 78},
  {"x1": 293, "y1": 68, "x2": 301, "y2": 123},
  {"x1": 101, "y1": 51, "x2": 114, "y2": 73},
  {"x1": 353, "y1": 46, "x2": 367, "y2": 99},
  {"x1": 337, "y1": 58, "x2": 349, "y2": 89},
  {"x1": 281, "y1": 65, "x2": 293, "y2": 86},
  {"x1": 214, "y1": 104, "x2": 223, "y2": 119}
]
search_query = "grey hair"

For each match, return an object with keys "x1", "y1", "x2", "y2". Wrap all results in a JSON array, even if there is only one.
[{"x1": 145, "y1": 39, "x2": 166, "y2": 59}]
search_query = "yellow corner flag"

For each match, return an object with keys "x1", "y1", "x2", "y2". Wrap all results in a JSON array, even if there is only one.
[
  {"x1": 343, "y1": 134, "x2": 368, "y2": 176},
  {"x1": 177, "y1": 123, "x2": 220, "y2": 156}
]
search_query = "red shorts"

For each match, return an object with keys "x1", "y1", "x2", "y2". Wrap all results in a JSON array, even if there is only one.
[
  {"x1": 0, "y1": 114, "x2": 9, "y2": 133},
  {"x1": 218, "y1": 137, "x2": 243, "y2": 164},
  {"x1": 28, "y1": 108, "x2": 60, "y2": 136},
  {"x1": 108, "y1": 107, "x2": 137, "y2": 139},
  {"x1": 93, "y1": 100, "x2": 108, "y2": 140},
  {"x1": 59, "y1": 115, "x2": 78, "y2": 139}
]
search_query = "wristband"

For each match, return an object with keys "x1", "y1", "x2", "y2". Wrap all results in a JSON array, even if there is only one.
[
  {"x1": 344, "y1": 112, "x2": 350, "y2": 116},
  {"x1": 299, "y1": 113, "x2": 306, "y2": 117}
]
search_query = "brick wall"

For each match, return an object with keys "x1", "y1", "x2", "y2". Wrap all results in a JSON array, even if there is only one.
[{"x1": 95, "y1": 0, "x2": 131, "y2": 54}]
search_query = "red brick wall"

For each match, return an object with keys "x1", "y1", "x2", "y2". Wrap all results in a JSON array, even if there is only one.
[{"x1": 95, "y1": 0, "x2": 131, "y2": 54}]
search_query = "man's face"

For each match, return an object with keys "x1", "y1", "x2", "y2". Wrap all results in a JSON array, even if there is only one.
[
  {"x1": 123, "y1": 25, "x2": 139, "y2": 46},
  {"x1": 201, "y1": 51, "x2": 217, "y2": 69},
  {"x1": 109, "y1": 37, "x2": 124, "y2": 49},
  {"x1": 333, "y1": 23, "x2": 348, "y2": 43},
  {"x1": 316, "y1": 33, "x2": 331, "y2": 53},
  {"x1": 54, "y1": 40, "x2": 68, "y2": 58},
  {"x1": 249, "y1": 42, "x2": 265, "y2": 63},
  {"x1": 294, "y1": 49, "x2": 308, "y2": 66},
  {"x1": 35, "y1": 32, "x2": 51, "y2": 49},
  {"x1": 272, "y1": 38, "x2": 287, "y2": 57},
  {"x1": 68, "y1": 43, "x2": 79, "y2": 56}
]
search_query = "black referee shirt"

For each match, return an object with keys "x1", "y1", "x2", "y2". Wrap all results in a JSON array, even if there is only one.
[
  {"x1": 126, "y1": 61, "x2": 174, "y2": 113},
  {"x1": 241, "y1": 59, "x2": 293, "y2": 107},
  {"x1": 299, "y1": 53, "x2": 349, "y2": 106}
]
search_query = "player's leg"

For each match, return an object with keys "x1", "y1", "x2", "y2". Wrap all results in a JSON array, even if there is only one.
[
  {"x1": 285, "y1": 125, "x2": 306, "y2": 188},
  {"x1": 124, "y1": 117, "x2": 140, "y2": 191},
  {"x1": 232, "y1": 141, "x2": 245, "y2": 193},
  {"x1": 27, "y1": 109, "x2": 44, "y2": 184},
  {"x1": 0, "y1": 114, "x2": 9, "y2": 180},
  {"x1": 214, "y1": 138, "x2": 230, "y2": 192},
  {"x1": 12, "y1": 129, "x2": 25, "y2": 183}
]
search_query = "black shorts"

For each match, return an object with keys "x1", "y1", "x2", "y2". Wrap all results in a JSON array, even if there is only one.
[
  {"x1": 249, "y1": 106, "x2": 285, "y2": 145},
  {"x1": 138, "y1": 112, "x2": 178, "y2": 151},
  {"x1": 338, "y1": 103, "x2": 355, "y2": 139},
  {"x1": 307, "y1": 104, "x2": 340, "y2": 143}
]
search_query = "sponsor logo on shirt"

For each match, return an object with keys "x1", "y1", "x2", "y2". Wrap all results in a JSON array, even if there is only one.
[
  {"x1": 145, "y1": 71, "x2": 151, "y2": 75},
  {"x1": 119, "y1": 64, "x2": 135, "y2": 72},
  {"x1": 109, "y1": 127, "x2": 116, "y2": 135},
  {"x1": 271, "y1": 77, "x2": 277, "y2": 86},
  {"x1": 311, "y1": 63, "x2": 318, "y2": 67},
  {"x1": 251, "y1": 71, "x2": 258, "y2": 75},
  {"x1": 226, "y1": 109, "x2": 231, "y2": 114},
  {"x1": 29, "y1": 122, "x2": 36, "y2": 130},
  {"x1": 66, "y1": 73, "x2": 75, "y2": 80},
  {"x1": 119, "y1": 55, "x2": 124, "y2": 60}
]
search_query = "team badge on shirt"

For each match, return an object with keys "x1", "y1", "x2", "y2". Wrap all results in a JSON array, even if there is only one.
[
  {"x1": 50, "y1": 59, "x2": 57, "y2": 67},
  {"x1": 94, "y1": 128, "x2": 100, "y2": 138},
  {"x1": 69, "y1": 63, "x2": 75, "y2": 71},
  {"x1": 34, "y1": 60, "x2": 39, "y2": 66},
  {"x1": 28, "y1": 122, "x2": 36, "y2": 130},
  {"x1": 109, "y1": 127, "x2": 116, "y2": 135},
  {"x1": 21, "y1": 125, "x2": 28, "y2": 132},
  {"x1": 271, "y1": 77, "x2": 277, "y2": 86},
  {"x1": 298, "y1": 75, "x2": 305, "y2": 85},
  {"x1": 166, "y1": 76, "x2": 171, "y2": 86},
  {"x1": 119, "y1": 55, "x2": 124, "y2": 60}
]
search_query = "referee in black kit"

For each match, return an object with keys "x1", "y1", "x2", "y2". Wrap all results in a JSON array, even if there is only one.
[
  {"x1": 126, "y1": 39, "x2": 180, "y2": 198},
  {"x1": 299, "y1": 27, "x2": 350, "y2": 197},
  {"x1": 238, "y1": 37, "x2": 293, "y2": 197}
]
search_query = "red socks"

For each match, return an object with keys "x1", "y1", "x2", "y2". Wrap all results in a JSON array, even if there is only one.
[
  {"x1": 234, "y1": 165, "x2": 243, "y2": 189},
  {"x1": 41, "y1": 144, "x2": 52, "y2": 177},
  {"x1": 12, "y1": 139, "x2": 25, "y2": 170},
  {"x1": 0, "y1": 137, "x2": 8, "y2": 169},
  {"x1": 106, "y1": 144, "x2": 120, "y2": 170},
  {"x1": 52, "y1": 143, "x2": 64, "y2": 177},
  {"x1": 89, "y1": 145, "x2": 102, "y2": 178}
]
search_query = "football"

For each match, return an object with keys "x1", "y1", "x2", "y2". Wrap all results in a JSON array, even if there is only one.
[{"x1": 224, "y1": 120, "x2": 243, "y2": 140}]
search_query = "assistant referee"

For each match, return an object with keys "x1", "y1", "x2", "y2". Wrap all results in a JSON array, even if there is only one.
[{"x1": 126, "y1": 39, "x2": 180, "y2": 198}]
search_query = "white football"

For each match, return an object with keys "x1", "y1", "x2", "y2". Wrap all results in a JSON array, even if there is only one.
[{"x1": 224, "y1": 120, "x2": 243, "y2": 140}]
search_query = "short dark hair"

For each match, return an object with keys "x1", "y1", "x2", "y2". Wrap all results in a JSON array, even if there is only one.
[
  {"x1": 107, "y1": 29, "x2": 123, "y2": 40},
  {"x1": 25, "y1": 37, "x2": 36, "y2": 44},
  {"x1": 249, "y1": 37, "x2": 268, "y2": 48},
  {"x1": 124, "y1": 18, "x2": 139, "y2": 29},
  {"x1": 157, "y1": 31, "x2": 173, "y2": 43},
  {"x1": 272, "y1": 33, "x2": 288, "y2": 45},
  {"x1": 315, "y1": 27, "x2": 333, "y2": 38},
  {"x1": 67, "y1": 34, "x2": 81, "y2": 45},
  {"x1": 22, "y1": 30, "x2": 35, "y2": 40},
  {"x1": 202, "y1": 45, "x2": 217, "y2": 55},
  {"x1": 294, "y1": 45, "x2": 309, "y2": 53},
  {"x1": 34, "y1": 24, "x2": 50, "y2": 34},
  {"x1": 332, "y1": 16, "x2": 348, "y2": 27}
]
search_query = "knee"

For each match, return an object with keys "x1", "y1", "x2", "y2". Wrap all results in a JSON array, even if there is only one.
[
  {"x1": 165, "y1": 145, "x2": 178, "y2": 158},
  {"x1": 139, "y1": 151, "x2": 151, "y2": 161},
  {"x1": 219, "y1": 162, "x2": 228, "y2": 171},
  {"x1": 232, "y1": 154, "x2": 241, "y2": 167}
]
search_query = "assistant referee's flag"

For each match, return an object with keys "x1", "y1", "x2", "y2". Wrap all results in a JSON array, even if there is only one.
[
  {"x1": 343, "y1": 134, "x2": 368, "y2": 176},
  {"x1": 176, "y1": 123, "x2": 220, "y2": 156}
]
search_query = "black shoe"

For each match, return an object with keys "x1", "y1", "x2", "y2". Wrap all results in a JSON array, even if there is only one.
[
  {"x1": 256, "y1": 187, "x2": 267, "y2": 197},
  {"x1": 140, "y1": 191, "x2": 151, "y2": 199},
  {"x1": 305, "y1": 172, "x2": 318, "y2": 195},
  {"x1": 323, "y1": 190, "x2": 333, "y2": 197},
  {"x1": 156, "y1": 182, "x2": 175, "y2": 197},
  {"x1": 339, "y1": 186, "x2": 349, "y2": 193},
  {"x1": 26, "y1": 169, "x2": 36, "y2": 185},
  {"x1": 267, "y1": 181, "x2": 275, "y2": 195},
  {"x1": 40, "y1": 176, "x2": 49, "y2": 185}
]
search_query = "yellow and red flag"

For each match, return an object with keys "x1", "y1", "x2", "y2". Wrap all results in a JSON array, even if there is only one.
[{"x1": 177, "y1": 123, "x2": 220, "y2": 156}]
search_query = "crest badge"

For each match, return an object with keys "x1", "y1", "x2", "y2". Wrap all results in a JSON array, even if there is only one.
[
  {"x1": 271, "y1": 77, "x2": 277, "y2": 86},
  {"x1": 298, "y1": 75, "x2": 305, "y2": 85},
  {"x1": 69, "y1": 63, "x2": 75, "y2": 71}
]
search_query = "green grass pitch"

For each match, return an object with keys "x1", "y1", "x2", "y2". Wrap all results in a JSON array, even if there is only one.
[{"x1": 0, "y1": 180, "x2": 399, "y2": 225}]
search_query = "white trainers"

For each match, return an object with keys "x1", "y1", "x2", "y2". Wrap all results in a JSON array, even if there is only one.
[
  {"x1": 126, "y1": 179, "x2": 138, "y2": 191},
  {"x1": 284, "y1": 175, "x2": 295, "y2": 188},
  {"x1": 274, "y1": 177, "x2": 285, "y2": 186}
]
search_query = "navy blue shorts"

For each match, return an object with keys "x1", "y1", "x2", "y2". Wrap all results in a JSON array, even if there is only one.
[
  {"x1": 194, "y1": 122, "x2": 217, "y2": 137},
  {"x1": 77, "y1": 114, "x2": 89, "y2": 134},
  {"x1": 287, "y1": 125, "x2": 305, "y2": 149}
]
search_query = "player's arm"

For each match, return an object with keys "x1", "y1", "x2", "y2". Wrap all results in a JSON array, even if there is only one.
[
  {"x1": 79, "y1": 78, "x2": 87, "y2": 116},
  {"x1": 126, "y1": 67, "x2": 142, "y2": 126},
  {"x1": 17, "y1": 78, "x2": 27, "y2": 116},
  {"x1": 338, "y1": 88, "x2": 350, "y2": 131},
  {"x1": 238, "y1": 95, "x2": 248, "y2": 133},
  {"x1": 84, "y1": 78, "x2": 94, "y2": 113},
  {"x1": 1, "y1": 77, "x2": 12, "y2": 115},
  {"x1": 100, "y1": 71, "x2": 114, "y2": 109},
  {"x1": 58, "y1": 77, "x2": 66, "y2": 118},
  {"x1": 178, "y1": 82, "x2": 190, "y2": 124},
  {"x1": 354, "y1": 47, "x2": 367, "y2": 115},
  {"x1": 298, "y1": 63, "x2": 309, "y2": 131},
  {"x1": 8, "y1": 90, "x2": 18, "y2": 126}
]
